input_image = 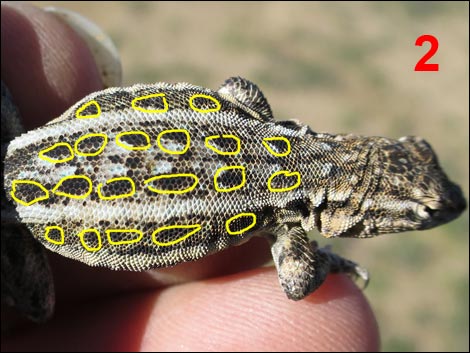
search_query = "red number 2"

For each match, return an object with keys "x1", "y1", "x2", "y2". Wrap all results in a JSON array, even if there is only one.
[{"x1": 415, "y1": 34, "x2": 439, "y2": 71}]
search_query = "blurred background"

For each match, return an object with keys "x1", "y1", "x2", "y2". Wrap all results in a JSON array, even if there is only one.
[{"x1": 33, "y1": 2, "x2": 469, "y2": 351}]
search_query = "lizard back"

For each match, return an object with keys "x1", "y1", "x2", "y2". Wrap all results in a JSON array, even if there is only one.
[
  {"x1": 3, "y1": 78, "x2": 466, "y2": 273},
  {"x1": 3, "y1": 82, "x2": 314, "y2": 270}
]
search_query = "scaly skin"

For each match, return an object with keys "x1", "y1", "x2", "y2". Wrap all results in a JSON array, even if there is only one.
[{"x1": 2, "y1": 77, "x2": 466, "y2": 320}]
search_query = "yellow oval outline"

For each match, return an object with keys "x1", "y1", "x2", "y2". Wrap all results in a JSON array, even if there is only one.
[
  {"x1": 44, "y1": 226, "x2": 65, "y2": 245},
  {"x1": 76, "y1": 100, "x2": 101, "y2": 119},
  {"x1": 152, "y1": 224, "x2": 202, "y2": 247},
  {"x1": 267, "y1": 171, "x2": 301, "y2": 192},
  {"x1": 52, "y1": 175, "x2": 93, "y2": 199},
  {"x1": 262, "y1": 137, "x2": 291, "y2": 157},
  {"x1": 77, "y1": 228, "x2": 102, "y2": 252},
  {"x1": 145, "y1": 173, "x2": 199, "y2": 194},
  {"x1": 205, "y1": 134, "x2": 241, "y2": 155},
  {"x1": 97, "y1": 177, "x2": 136, "y2": 200},
  {"x1": 115, "y1": 131, "x2": 151, "y2": 151},
  {"x1": 226, "y1": 213, "x2": 257, "y2": 235},
  {"x1": 214, "y1": 166, "x2": 246, "y2": 192},
  {"x1": 10, "y1": 180, "x2": 49, "y2": 206},
  {"x1": 189, "y1": 94, "x2": 221, "y2": 113},
  {"x1": 106, "y1": 229, "x2": 144, "y2": 245},
  {"x1": 74, "y1": 133, "x2": 108, "y2": 157},
  {"x1": 38, "y1": 142, "x2": 74, "y2": 164},
  {"x1": 156, "y1": 129, "x2": 190, "y2": 155},
  {"x1": 131, "y1": 93, "x2": 169, "y2": 113}
]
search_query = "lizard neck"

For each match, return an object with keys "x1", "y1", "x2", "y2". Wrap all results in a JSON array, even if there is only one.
[{"x1": 299, "y1": 133, "x2": 381, "y2": 236}]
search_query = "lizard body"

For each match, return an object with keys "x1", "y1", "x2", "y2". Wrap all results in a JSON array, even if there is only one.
[{"x1": 1, "y1": 77, "x2": 466, "y2": 321}]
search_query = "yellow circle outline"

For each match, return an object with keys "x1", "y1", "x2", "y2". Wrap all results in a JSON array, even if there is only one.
[
  {"x1": 74, "y1": 133, "x2": 108, "y2": 157},
  {"x1": 38, "y1": 142, "x2": 74, "y2": 164},
  {"x1": 10, "y1": 180, "x2": 49, "y2": 206},
  {"x1": 205, "y1": 134, "x2": 241, "y2": 155},
  {"x1": 44, "y1": 226, "x2": 65, "y2": 245},
  {"x1": 262, "y1": 137, "x2": 291, "y2": 157},
  {"x1": 226, "y1": 213, "x2": 257, "y2": 235},
  {"x1": 76, "y1": 100, "x2": 101, "y2": 119},
  {"x1": 106, "y1": 229, "x2": 144, "y2": 245},
  {"x1": 214, "y1": 166, "x2": 246, "y2": 192},
  {"x1": 189, "y1": 94, "x2": 221, "y2": 113},
  {"x1": 97, "y1": 177, "x2": 136, "y2": 200},
  {"x1": 267, "y1": 171, "x2": 301, "y2": 192},
  {"x1": 77, "y1": 228, "x2": 102, "y2": 252},
  {"x1": 145, "y1": 173, "x2": 199, "y2": 194},
  {"x1": 156, "y1": 129, "x2": 190, "y2": 155},
  {"x1": 152, "y1": 224, "x2": 202, "y2": 247},
  {"x1": 131, "y1": 93, "x2": 169, "y2": 113},
  {"x1": 115, "y1": 131, "x2": 151, "y2": 151},
  {"x1": 52, "y1": 175, "x2": 93, "y2": 199}
]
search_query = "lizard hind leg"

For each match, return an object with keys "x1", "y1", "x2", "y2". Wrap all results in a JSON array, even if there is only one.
[{"x1": 269, "y1": 225, "x2": 368, "y2": 300}]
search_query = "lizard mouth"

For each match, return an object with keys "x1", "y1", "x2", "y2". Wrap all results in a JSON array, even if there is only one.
[{"x1": 417, "y1": 186, "x2": 466, "y2": 228}]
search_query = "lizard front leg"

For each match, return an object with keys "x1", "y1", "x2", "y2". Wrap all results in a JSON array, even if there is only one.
[{"x1": 269, "y1": 225, "x2": 368, "y2": 300}]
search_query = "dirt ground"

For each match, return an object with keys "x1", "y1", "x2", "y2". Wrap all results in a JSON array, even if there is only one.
[{"x1": 30, "y1": 2, "x2": 470, "y2": 351}]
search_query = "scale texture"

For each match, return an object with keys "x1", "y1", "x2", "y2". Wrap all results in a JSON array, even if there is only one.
[{"x1": 2, "y1": 77, "x2": 466, "y2": 321}]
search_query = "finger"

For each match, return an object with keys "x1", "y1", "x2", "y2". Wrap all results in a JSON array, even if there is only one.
[
  {"x1": 1, "y1": 271, "x2": 379, "y2": 351},
  {"x1": 141, "y1": 271, "x2": 380, "y2": 351},
  {"x1": 1, "y1": 2, "x2": 103, "y2": 129}
]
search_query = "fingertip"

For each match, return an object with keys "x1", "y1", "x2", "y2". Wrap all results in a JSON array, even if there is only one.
[
  {"x1": 142, "y1": 269, "x2": 380, "y2": 351},
  {"x1": 1, "y1": 268, "x2": 379, "y2": 351},
  {"x1": 1, "y1": 2, "x2": 103, "y2": 129},
  {"x1": 303, "y1": 274, "x2": 381, "y2": 351}
]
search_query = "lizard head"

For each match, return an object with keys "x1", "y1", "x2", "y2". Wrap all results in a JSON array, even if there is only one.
[
  {"x1": 361, "y1": 136, "x2": 466, "y2": 235},
  {"x1": 319, "y1": 135, "x2": 466, "y2": 238}
]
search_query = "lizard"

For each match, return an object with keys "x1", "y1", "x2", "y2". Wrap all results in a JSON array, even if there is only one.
[{"x1": 1, "y1": 76, "x2": 466, "y2": 323}]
